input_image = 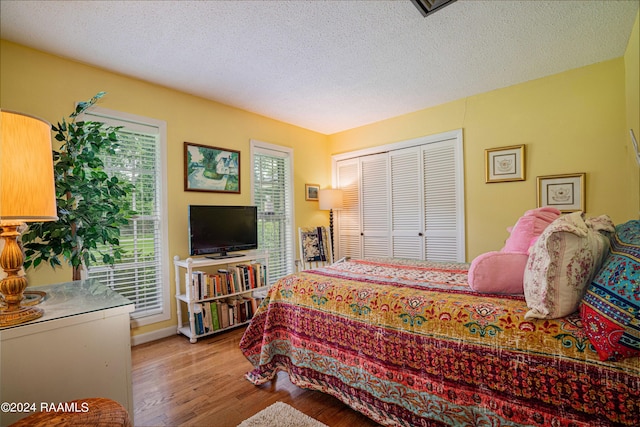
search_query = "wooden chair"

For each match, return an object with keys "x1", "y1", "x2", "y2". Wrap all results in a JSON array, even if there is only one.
[{"x1": 297, "y1": 226, "x2": 333, "y2": 271}]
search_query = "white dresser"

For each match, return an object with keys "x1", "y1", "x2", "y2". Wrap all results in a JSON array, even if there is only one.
[{"x1": 0, "y1": 280, "x2": 134, "y2": 426}]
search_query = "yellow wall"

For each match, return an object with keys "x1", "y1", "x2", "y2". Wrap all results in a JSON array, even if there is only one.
[
  {"x1": 330, "y1": 57, "x2": 638, "y2": 260},
  {"x1": 625, "y1": 11, "x2": 640, "y2": 216},
  {"x1": 0, "y1": 40, "x2": 330, "y2": 337}
]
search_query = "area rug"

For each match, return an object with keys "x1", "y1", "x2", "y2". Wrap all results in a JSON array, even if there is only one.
[{"x1": 237, "y1": 401, "x2": 328, "y2": 427}]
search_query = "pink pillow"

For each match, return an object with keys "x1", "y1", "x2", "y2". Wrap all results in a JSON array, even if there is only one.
[
  {"x1": 468, "y1": 207, "x2": 561, "y2": 294},
  {"x1": 503, "y1": 207, "x2": 561, "y2": 253},
  {"x1": 502, "y1": 216, "x2": 538, "y2": 253},
  {"x1": 468, "y1": 252, "x2": 528, "y2": 294},
  {"x1": 469, "y1": 207, "x2": 560, "y2": 294}
]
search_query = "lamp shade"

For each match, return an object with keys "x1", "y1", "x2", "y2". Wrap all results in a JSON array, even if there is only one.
[
  {"x1": 318, "y1": 188, "x2": 344, "y2": 211},
  {"x1": 0, "y1": 110, "x2": 57, "y2": 222}
]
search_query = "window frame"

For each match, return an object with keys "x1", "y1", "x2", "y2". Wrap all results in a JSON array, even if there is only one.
[
  {"x1": 250, "y1": 139, "x2": 296, "y2": 282},
  {"x1": 77, "y1": 106, "x2": 170, "y2": 328}
]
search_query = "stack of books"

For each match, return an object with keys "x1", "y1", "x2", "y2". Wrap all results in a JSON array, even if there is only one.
[
  {"x1": 187, "y1": 263, "x2": 267, "y2": 300},
  {"x1": 190, "y1": 295, "x2": 264, "y2": 335}
]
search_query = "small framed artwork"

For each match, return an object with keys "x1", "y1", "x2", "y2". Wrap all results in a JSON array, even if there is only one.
[
  {"x1": 537, "y1": 173, "x2": 585, "y2": 213},
  {"x1": 305, "y1": 184, "x2": 319, "y2": 201},
  {"x1": 485, "y1": 144, "x2": 526, "y2": 183},
  {"x1": 184, "y1": 142, "x2": 240, "y2": 193}
]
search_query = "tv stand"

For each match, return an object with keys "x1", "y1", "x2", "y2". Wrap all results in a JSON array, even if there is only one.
[{"x1": 173, "y1": 250, "x2": 269, "y2": 343}]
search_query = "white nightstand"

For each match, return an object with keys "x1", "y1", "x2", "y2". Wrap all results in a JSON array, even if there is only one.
[{"x1": 0, "y1": 280, "x2": 134, "y2": 426}]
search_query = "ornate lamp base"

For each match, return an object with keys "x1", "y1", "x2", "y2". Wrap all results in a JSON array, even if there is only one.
[
  {"x1": 0, "y1": 222, "x2": 45, "y2": 327},
  {"x1": 0, "y1": 305, "x2": 43, "y2": 327}
]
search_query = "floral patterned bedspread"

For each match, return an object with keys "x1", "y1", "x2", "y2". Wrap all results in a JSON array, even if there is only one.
[{"x1": 239, "y1": 258, "x2": 639, "y2": 426}]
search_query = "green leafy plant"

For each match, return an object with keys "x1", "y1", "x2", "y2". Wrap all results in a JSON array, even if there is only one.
[{"x1": 22, "y1": 92, "x2": 136, "y2": 280}]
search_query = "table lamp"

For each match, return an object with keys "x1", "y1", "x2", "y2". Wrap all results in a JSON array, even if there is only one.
[
  {"x1": 318, "y1": 188, "x2": 343, "y2": 262},
  {"x1": 0, "y1": 110, "x2": 57, "y2": 327}
]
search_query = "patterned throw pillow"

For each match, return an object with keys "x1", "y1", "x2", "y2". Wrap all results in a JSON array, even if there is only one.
[
  {"x1": 300, "y1": 227, "x2": 329, "y2": 262},
  {"x1": 523, "y1": 212, "x2": 614, "y2": 319},
  {"x1": 580, "y1": 220, "x2": 640, "y2": 361}
]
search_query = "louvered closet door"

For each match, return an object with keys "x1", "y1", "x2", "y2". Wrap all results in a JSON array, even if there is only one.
[
  {"x1": 334, "y1": 130, "x2": 465, "y2": 263},
  {"x1": 336, "y1": 159, "x2": 361, "y2": 259},
  {"x1": 390, "y1": 147, "x2": 424, "y2": 259},
  {"x1": 422, "y1": 139, "x2": 463, "y2": 261},
  {"x1": 360, "y1": 153, "x2": 390, "y2": 257}
]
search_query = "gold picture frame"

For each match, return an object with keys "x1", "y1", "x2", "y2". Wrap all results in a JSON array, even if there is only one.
[
  {"x1": 305, "y1": 184, "x2": 319, "y2": 201},
  {"x1": 485, "y1": 144, "x2": 525, "y2": 183},
  {"x1": 537, "y1": 173, "x2": 585, "y2": 213}
]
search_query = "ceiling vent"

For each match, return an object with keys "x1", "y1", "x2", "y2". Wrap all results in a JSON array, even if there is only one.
[{"x1": 410, "y1": 0, "x2": 457, "y2": 17}]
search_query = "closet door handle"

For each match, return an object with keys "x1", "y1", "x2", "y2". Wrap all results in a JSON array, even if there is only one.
[{"x1": 418, "y1": 232, "x2": 423, "y2": 236}]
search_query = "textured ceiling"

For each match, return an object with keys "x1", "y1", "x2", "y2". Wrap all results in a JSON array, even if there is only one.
[{"x1": 1, "y1": 0, "x2": 638, "y2": 134}]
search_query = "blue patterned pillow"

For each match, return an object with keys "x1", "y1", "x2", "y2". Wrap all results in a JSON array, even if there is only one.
[{"x1": 580, "y1": 220, "x2": 639, "y2": 361}]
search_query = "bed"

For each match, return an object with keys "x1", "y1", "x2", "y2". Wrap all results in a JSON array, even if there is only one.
[{"x1": 239, "y1": 257, "x2": 639, "y2": 426}]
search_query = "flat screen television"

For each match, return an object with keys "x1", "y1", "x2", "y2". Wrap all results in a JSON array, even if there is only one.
[{"x1": 188, "y1": 205, "x2": 258, "y2": 258}]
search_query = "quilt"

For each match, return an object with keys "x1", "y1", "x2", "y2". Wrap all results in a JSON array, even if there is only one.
[{"x1": 240, "y1": 258, "x2": 639, "y2": 426}]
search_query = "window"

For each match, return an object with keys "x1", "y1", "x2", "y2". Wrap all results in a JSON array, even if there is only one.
[
  {"x1": 80, "y1": 107, "x2": 170, "y2": 327},
  {"x1": 250, "y1": 140, "x2": 295, "y2": 283}
]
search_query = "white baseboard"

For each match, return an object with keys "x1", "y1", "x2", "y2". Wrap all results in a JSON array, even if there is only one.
[{"x1": 131, "y1": 325, "x2": 177, "y2": 346}]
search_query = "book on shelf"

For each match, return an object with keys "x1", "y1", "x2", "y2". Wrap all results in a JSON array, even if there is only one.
[
  {"x1": 202, "y1": 302, "x2": 213, "y2": 334},
  {"x1": 187, "y1": 270, "x2": 211, "y2": 300},
  {"x1": 186, "y1": 261, "x2": 268, "y2": 302},
  {"x1": 210, "y1": 301, "x2": 220, "y2": 331},
  {"x1": 212, "y1": 296, "x2": 265, "y2": 333},
  {"x1": 188, "y1": 296, "x2": 265, "y2": 336},
  {"x1": 240, "y1": 264, "x2": 253, "y2": 290},
  {"x1": 185, "y1": 272, "x2": 193, "y2": 299},
  {"x1": 218, "y1": 300, "x2": 230, "y2": 328},
  {"x1": 229, "y1": 266, "x2": 243, "y2": 293},
  {"x1": 234, "y1": 263, "x2": 268, "y2": 290},
  {"x1": 217, "y1": 269, "x2": 228, "y2": 294},
  {"x1": 249, "y1": 296, "x2": 260, "y2": 314},
  {"x1": 227, "y1": 298, "x2": 238, "y2": 326},
  {"x1": 190, "y1": 303, "x2": 204, "y2": 335}
]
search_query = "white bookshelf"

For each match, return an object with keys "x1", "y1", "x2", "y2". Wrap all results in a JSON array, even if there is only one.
[{"x1": 173, "y1": 250, "x2": 268, "y2": 343}]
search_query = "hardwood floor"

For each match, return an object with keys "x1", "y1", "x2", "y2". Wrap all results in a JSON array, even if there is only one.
[{"x1": 132, "y1": 326, "x2": 381, "y2": 426}]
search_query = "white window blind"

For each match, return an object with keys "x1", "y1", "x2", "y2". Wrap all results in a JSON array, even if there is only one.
[
  {"x1": 251, "y1": 141, "x2": 295, "y2": 283},
  {"x1": 80, "y1": 108, "x2": 169, "y2": 324}
]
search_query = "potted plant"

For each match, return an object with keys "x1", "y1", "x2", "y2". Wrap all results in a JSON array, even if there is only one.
[{"x1": 22, "y1": 92, "x2": 136, "y2": 281}]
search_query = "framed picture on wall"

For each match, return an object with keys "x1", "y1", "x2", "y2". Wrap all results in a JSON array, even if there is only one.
[
  {"x1": 537, "y1": 173, "x2": 585, "y2": 212},
  {"x1": 485, "y1": 144, "x2": 526, "y2": 183},
  {"x1": 184, "y1": 142, "x2": 240, "y2": 193},
  {"x1": 305, "y1": 184, "x2": 319, "y2": 201}
]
